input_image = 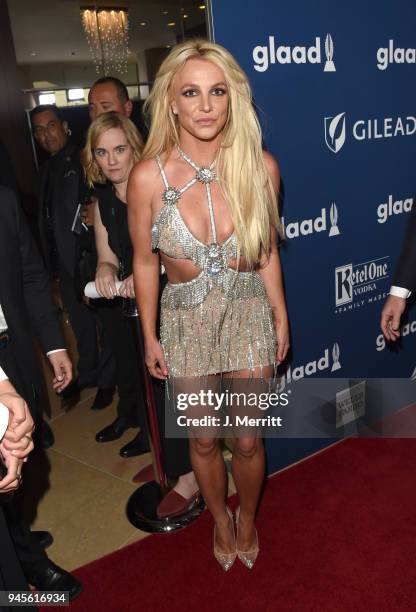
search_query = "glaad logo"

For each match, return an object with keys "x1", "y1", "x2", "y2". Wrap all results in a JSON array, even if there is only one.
[
  {"x1": 376, "y1": 318, "x2": 416, "y2": 351},
  {"x1": 329, "y1": 203, "x2": 340, "y2": 236},
  {"x1": 276, "y1": 343, "x2": 342, "y2": 391},
  {"x1": 377, "y1": 40, "x2": 416, "y2": 70},
  {"x1": 253, "y1": 34, "x2": 336, "y2": 73},
  {"x1": 282, "y1": 203, "x2": 340, "y2": 239},
  {"x1": 325, "y1": 112, "x2": 346, "y2": 153},
  {"x1": 324, "y1": 34, "x2": 336, "y2": 72},
  {"x1": 335, "y1": 256, "x2": 389, "y2": 313},
  {"x1": 325, "y1": 112, "x2": 416, "y2": 153},
  {"x1": 377, "y1": 194, "x2": 413, "y2": 224}
]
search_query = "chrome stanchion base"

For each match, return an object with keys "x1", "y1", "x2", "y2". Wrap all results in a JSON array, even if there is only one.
[{"x1": 126, "y1": 484, "x2": 205, "y2": 533}]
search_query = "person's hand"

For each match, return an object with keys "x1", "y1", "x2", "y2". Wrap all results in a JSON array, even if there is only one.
[
  {"x1": 118, "y1": 274, "x2": 135, "y2": 298},
  {"x1": 47, "y1": 350, "x2": 73, "y2": 393},
  {"x1": 274, "y1": 312, "x2": 290, "y2": 365},
  {"x1": 0, "y1": 451, "x2": 24, "y2": 493},
  {"x1": 145, "y1": 337, "x2": 168, "y2": 379},
  {"x1": 95, "y1": 263, "x2": 119, "y2": 299},
  {"x1": 381, "y1": 295, "x2": 406, "y2": 342},
  {"x1": 0, "y1": 380, "x2": 34, "y2": 490},
  {"x1": 0, "y1": 380, "x2": 35, "y2": 453},
  {"x1": 81, "y1": 197, "x2": 96, "y2": 227}
]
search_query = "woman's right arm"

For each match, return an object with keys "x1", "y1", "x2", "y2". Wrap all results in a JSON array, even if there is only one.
[
  {"x1": 93, "y1": 201, "x2": 120, "y2": 299},
  {"x1": 127, "y1": 160, "x2": 168, "y2": 379}
]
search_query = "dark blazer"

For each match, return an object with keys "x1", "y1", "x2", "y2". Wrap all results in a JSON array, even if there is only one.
[
  {"x1": 0, "y1": 186, "x2": 65, "y2": 397},
  {"x1": 392, "y1": 206, "x2": 416, "y2": 293},
  {"x1": 37, "y1": 140, "x2": 85, "y2": 278}
]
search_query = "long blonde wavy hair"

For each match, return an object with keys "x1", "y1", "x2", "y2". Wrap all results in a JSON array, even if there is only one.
[
  {"x1": 143, "y1": 39, "x2": 281, "y2": 267},
  {"x1": 82, "y1": 111, "x2": 144, "y2": 187}
]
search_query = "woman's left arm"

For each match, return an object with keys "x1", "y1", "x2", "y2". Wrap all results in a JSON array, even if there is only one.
[{"x1": 258, "y1": 152, "x2": 290, "y2": 365}]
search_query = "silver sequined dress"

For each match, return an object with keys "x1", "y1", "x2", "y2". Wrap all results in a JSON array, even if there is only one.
[{"x1": 151, "y1": 155, "x2": 276, "y2": 377}]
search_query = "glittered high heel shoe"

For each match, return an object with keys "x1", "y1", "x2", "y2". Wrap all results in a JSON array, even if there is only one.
[
  {"x1": 235, "y1": 506, "x2": 259, "y2": 569},
  {"x1": 214, "y1": 507, "x2": 237, "y2": 571}
]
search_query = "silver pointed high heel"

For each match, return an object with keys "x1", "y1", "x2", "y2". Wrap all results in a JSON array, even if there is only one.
[
  {"x1": 214, "y1": 507, "x2": 237, "y2": 571},
  {"x1": 235, "y1": 506, "x2": 259, "y2": 569}
]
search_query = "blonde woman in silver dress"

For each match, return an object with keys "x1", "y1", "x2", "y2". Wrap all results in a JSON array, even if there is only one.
[{"x1": 128, "y1": 40, "x2": 289, "y2": 570}]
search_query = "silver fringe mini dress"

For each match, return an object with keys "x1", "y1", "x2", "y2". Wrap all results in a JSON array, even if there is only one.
[{"x1": 151, "y1": 150, "x2": 277, "y2": 378}]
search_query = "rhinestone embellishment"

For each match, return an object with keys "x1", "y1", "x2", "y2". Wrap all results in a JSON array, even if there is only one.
[
  {"x1": 196, "y1": 167, "x2": 216, "y2": 184},
  {"x1": 205, "y1": 243, "x2": 226, "y2": 277},
  {"x1": 162, "y1": 187, "x2": 181, "y2": 206}
]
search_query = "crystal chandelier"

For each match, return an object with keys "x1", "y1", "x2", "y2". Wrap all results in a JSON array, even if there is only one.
[{"x1": 81, "y1": 7, "x2": 129, "y2": 75}]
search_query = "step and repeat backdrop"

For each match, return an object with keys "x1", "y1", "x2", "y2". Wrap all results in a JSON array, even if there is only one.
[{"x1": 210, "y1": 0, "x2": 416, "y2": 471}]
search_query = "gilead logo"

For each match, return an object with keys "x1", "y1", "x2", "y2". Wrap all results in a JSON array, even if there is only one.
[
  {"x1": 377, "y1": 40, "x2": 416, "y2": 70},
  {"x1": 325, "y1": 112, "x2": 416, "y2": 153},
  {"x1": 253, "y1": 34, "x2": 335, "y2": 72}
]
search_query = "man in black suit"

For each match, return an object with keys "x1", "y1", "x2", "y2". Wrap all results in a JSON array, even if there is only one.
[
  {"x1": 31, "y1": 105, "x2": 115, "y2": 410},
  {"x1": 0, "y1": 184, "x2": 82, "y2": 599},
  {"x1": 380, "y1": 208, "x2": 416, "y2": 341},
  {"x1": 0, "y1": 384, "x2": 35, "y2": 611}
]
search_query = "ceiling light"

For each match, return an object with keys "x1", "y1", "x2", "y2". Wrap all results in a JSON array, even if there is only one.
[
  {"x1": 199, "y1": 4, "x2": 206, "y2": 9},
  {"x1": 30, "y1": 52, "x2": 37, "y2": 57},
  {"x1": 67, "y1": 88, "x2": 85, "y2": 101},
  {"x1": 139, "y1": 21, "x2": 146, "y2": 26},
  {"x1": 167, "y1": 21, "x2": 176, "y2": 27},
  {"x1": 183, "y1": 14, "x2": 189, "y2": 18},
  {"x1": 39, "y1": 92, "x2": 56, "y2": 105},
  {"x1": 162, "y1": 10, "x2": 168, "y2": 15}
]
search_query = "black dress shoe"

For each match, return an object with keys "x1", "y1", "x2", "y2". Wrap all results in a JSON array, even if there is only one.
[
  {"x1": 95, "y1": 416, "x2": 137, "y2": 443},
  {"x1": 32, "y1": 530, "x2": 54, "y2": 549},
  {"x1": 27, "y1": 560, "x2": 82, "y2": 601},
  {"x1": 90, "y1": 387, "x2": 115, "y2": 411},
  {"x1": 120, "y1": 431, "x2": 150, "y2": 458},
  {"x1": 35, "y1": 420, "x2": 55, "y2": 450}
]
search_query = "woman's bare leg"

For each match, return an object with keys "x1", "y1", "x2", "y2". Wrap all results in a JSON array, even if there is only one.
[{"x1": 224, "y1": 365, "x2": 273, "y2": 550}]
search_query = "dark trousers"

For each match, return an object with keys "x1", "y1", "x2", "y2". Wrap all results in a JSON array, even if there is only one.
[
  {"x1": 0, "y1": 508, "x2": 36, "y2": 612},
  {"x1": 97, "y1": 300, "x2": 147, "y2": 432},
  {"x1": 153, "y1": 376, "x2": 192, "y2": 479},
  {"x1": 59, "y1": 269, "x2": 115, "y2": 389},
  {"x1": 0, "y1": 340, "x2": 49, "y2": 585},
  {"x1": 152, "y1": 275, "x2": 192, "y2": 479}
]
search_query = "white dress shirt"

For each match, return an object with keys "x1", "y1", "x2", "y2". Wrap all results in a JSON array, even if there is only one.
[
  {"x1": 0, "y1": 303, "x2": 8, "y2": 383},
  {"x1": 389, "y1": 286, "x2": 411, "y2": 299},
  {"x1": 0, "y1": 303, "x2": 65, "y2": 384}
]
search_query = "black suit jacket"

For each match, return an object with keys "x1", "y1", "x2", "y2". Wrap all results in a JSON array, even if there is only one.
[
  {"x1": 0, "y1": 186, "x2": 65, "y2": 399},
  {"x1": 37, "y1": 140, "x2": 86, "y2": 278},
  {"x1": 392, "y1": 206, "x2": 416, "y2": 293}
]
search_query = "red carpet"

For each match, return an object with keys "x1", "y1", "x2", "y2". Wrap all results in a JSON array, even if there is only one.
[{"x1": 42, "y1": 439, "x2": 416, "y2": 612}]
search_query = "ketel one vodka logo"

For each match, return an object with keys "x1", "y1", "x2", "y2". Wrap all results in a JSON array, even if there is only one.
[
  {"x1": 335, "y1": 256, "x2": 389, "y2": 310},
  {"x1": 282, "y1": 203, "x2": 340, "y2": 239},
  {"x1": 253, "y1": 33, "x2": 336, "y2": 72},
  {"x1": 276, "y1": 343, "x2": 342, "y2": 391}
]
